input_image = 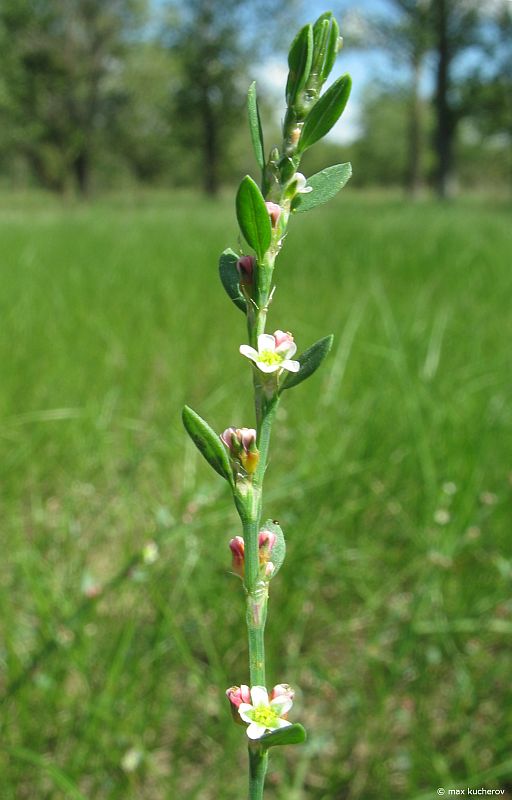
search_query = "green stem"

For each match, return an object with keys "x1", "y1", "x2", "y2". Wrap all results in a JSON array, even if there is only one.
[
  {"x1": 249, "y1": 747, "x2": 268, "y2": 800},
  {"x1": 241, "y1": 282, "x2": 280, "y2": 800}
]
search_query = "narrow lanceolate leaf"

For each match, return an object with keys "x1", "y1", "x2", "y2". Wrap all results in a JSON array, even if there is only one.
[
  {"x1": 235, "y1": 176, "x2": 271, "y2": 261},
  {"x1": 182, "y1": 406, "x2": 234, "y2": 486},
  {"x1": 286, "y1": 23, "x2": 313, "y2": 105},
  {"x1": 261, "y1": 519, "x2": 285, "y2": 577},
  {"x1": 292, "y1": 163, "x2": 352, "y2": 214},
  {"x1": 219, "y1": 248, "x2": 246, "y2": 312},
  {"x1": 280, "y1": 335, "x2": 334, "y2": 392},
  {"x1": 260, "y1": 723, "x2": 307, "y2": 749},
  {"x1": 247, "y1": 82, "x2": 265, "y2": 172},
  {"x1": 320, "y1": 14, "x2": 340, "y2": 83},
  {"x1": 298, "y1": 74, "x2": 351, "y2": 151}
]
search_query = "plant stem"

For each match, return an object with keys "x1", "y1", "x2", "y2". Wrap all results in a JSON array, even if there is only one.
[{"x1": 249, "y1": 746, "x2": 269, "y2": 800}]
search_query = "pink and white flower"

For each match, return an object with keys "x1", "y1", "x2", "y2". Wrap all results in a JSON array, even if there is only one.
[
  {"x1": 239, "y1": 331, "x2": 300, "y2": 374},
  {"x1": 237, "y1": 685, "x2": 294, "y2": 739}
]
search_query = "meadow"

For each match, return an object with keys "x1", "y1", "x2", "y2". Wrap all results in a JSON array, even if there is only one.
[{"x1": 0, "y1": 191, "x2": 511, "y2": 799}]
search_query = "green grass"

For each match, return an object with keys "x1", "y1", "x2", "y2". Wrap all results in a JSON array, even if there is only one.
[{"x1": 1, "y1": 192, "x2": 511, "y2": 799}]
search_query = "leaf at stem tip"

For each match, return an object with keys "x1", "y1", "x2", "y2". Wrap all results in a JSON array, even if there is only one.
[
  {"x1": 286, "y1": 23, "x2": 313, "y2": 106},
  {"x1": 280, "y1": 335, "x2": 334, "y2": 392},
  {"x1": 219, "y1": 248, "x2": 246, "y2": 312},
  {"x1": 261, "y1": 519, "x2": 285, "y2": 577},
  {"x1": 259, "y1": 723, "x2": 307, "y2": 749},
  {"x1": 298, "y1": 74, "x2": 352, "y2": 151},
  {"x1": 292, "y1": 163, "x2": 352, "y2": 214},
  {"x1": 247, "y1": 82, "x2": 265, "y2": 172},
  {"x1": 182, "y1": 406, "x2": 234, "y2": 486},
  {"x1": 235, "y1": 176, "x2": 271, "y2": 262}
]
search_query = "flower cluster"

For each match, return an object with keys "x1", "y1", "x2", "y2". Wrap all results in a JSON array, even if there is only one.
[
  {"x1": 240, "y1": 331, "x2": 299, "y2": 375},
  {"x1": 220, "y1": 427, "x2": 259, "y2": 475},
  {"x1": 226, "y1": 684, "x2": 295, "y2": 739},
  {"x1": 229, "y1": 530, "x2": 277, "y2": 579}
]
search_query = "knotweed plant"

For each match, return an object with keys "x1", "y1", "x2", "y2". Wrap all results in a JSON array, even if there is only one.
[{"x1": 182, "y1": 12, "x2": 352, "y2": 799}]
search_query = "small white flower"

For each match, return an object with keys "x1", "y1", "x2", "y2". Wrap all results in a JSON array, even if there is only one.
[
  {"x1": 293, "y1": 173, "x2": 312, "y2": 194},
  {"x1": 240, "y1": 332, "x2": 300, "y2": 374},
  {"x1": 238, "y1": 685, "x2": 293, "y2": 739}
]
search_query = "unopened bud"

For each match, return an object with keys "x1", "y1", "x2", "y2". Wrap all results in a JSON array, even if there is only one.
[
  {"x1": 229, "y1": 530, "x2": 277, "y2": 579},
  {"x1": 236, "y1": 255, "x2": 255, "y2": 287},
  {"x1": 229, "y1": 536, "x2": 245, "y2": 577},
  {"x1": 221, "y1": 427, "x2": 259, "y2": 475},
  {"x1": 226, "y1": 684, "x2": 251, "y2": 724},
  {"x1": 273, "y1": 330, "x2": 294, "y2": 352},
  {"x1": 269, "y1": 684, "x2": 295, "y2": 707},
  {"x1": 290, "y1": 127, "x2": 301, "y2": 146},
  {"x1": 265, "y1": 201, "x2": 281, "y2": 228}
]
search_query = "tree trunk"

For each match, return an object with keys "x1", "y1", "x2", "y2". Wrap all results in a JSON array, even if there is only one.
[
  {"x1": 434, "y1": 0, "x2": 455, "y2": 199},
  {"x1": 73, "y1": 149, "x2": 91, "y2": 197},
  {"x1": 407, "y1": 51, "x2": 423, "y2": 198},
  {"x1": 200, "y1": 91, "x2": 219, "y2": 196}
]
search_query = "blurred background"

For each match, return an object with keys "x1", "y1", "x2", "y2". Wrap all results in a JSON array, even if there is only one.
[{"x1": 0, "y1": 1, "x2": 511, "y2": 799}]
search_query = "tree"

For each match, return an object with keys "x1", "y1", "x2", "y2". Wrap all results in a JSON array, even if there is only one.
[
  {"x1": 163, "y1": 0, "x2": 299, "y2": 196},
  {"x1": 0, "y1": 0, "x2": 146, "y2": 195},
  {"x1": 368, "y1": 0, "x2": 432, "y2": 196},
  {"x1": 430, "y1": 0, "x2": 481, "y2": 198},
  {"x1": 460, "y1": 5, "x2": 512, "y2": 189}
]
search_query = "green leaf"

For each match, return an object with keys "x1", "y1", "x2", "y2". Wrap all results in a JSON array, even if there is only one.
[
  {"x1": 182, "y1": 406, "x2": 234, "y2": 486},
  {"x1": 280, "y1": 335, "x2": 334, "y2": 392},
  {"x1": 286, "y1": 24, "x2": 313, "y2": 105},
  {"x1": 219, "y1": 248, "x2": 246, "y2": 312},
  {"x1": 298, "y1": 74, "x2": 352, "y2": 151},
  {"x1": 235, "y1": 176, "x2": 271, "y2": 261},
  {"x1": 260, "y1": 723, "x2": 307, "y2": 749},
  {"x1": 320, "y1": 14, "x2": 340, "y2": 83},
  {"x1": 292, "y1": 163, "x2": 352, "y2": 214},
  {"x1": 247, "y1": 82, "x2": 265, "y2": 172},
  {"x1": 261, "y1": 519, "x2": 285, "y2": 577}
]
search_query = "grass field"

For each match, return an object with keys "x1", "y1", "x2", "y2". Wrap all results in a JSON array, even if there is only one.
[{"x1": 1, "y1": 191, "x2": 511, "y2": 800}]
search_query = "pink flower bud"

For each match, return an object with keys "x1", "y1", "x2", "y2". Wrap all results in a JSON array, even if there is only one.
[
  {"x1": 273, "y1": 330, "x2": 294, "y2": 352},
  {"x1": 221, "y1": 428, "x2": 259, "y2": 475},
  {"x1": 226, "y1": 684, "x2": 252, "y2": 724},
  {"x1": 258, "y1": 530, "x2": 277, "y2": 552},
  {"x1": 269, "y1": 683, "x2": 294, "y2": 715},
  {"x1": 236, "y1": 255, "x2": 255, "y2": 286},
  {"x1": 229, "y1": 536, "x2": 245, "y2": 577},
  {"x1": 239, "y1": 428, "x2": 257, "y2": 452},
  {"x1": 265, "y1": 201, "x2": 281, "y2": 228},
  {"x1": 220, "y1": 427, "x2": 240, "y2": 454},
  {"x1": 226, "y1": 684, "x2": 251, "y2": 708},
  {"x1": 229, "y1": 531, "x2": 276, "y2": 579},
  {"x1": 269, "y1": 683, "x2": 294, "y2": 702}
]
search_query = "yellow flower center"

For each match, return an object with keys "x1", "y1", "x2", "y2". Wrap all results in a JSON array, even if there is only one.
[
  {"x1": 252, "y1": 705, "x2": 279, "y2": 727},
  {"x1": 258, "y1": 350, "x2": 283, "y2": 367}
]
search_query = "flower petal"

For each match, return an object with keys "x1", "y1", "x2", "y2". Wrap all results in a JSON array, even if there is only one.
[
  {"x1": 255, "y1": 361, "x2": 280, "y2": 374},
  {"x1": 275, "y1": 341, "x2": 296, "y2": 358},
  {"x1": 257, "y1": 334, "x2": 276, "y2": 353},
  {"x1": 282, "y1": 359, "x2": 300, "y2": 373},
  {"x1": 250, "y1": 686, "x2": 269, "y2": 706},
  {"x1": 240, "y1": 345, "x2": 259, "y2": 362},
  {"x1": 270, "y1": 696, "x2": 293, "y2": 715},
  {"x1": 275, "y1": 718, "x2": 292, "y2": 728},
  {"x1": 246, "y1": 722, "x2": 267, "y2": 739},
  {"x1": 238, "y1": 704, "x2": 255, "y2": 724}
]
